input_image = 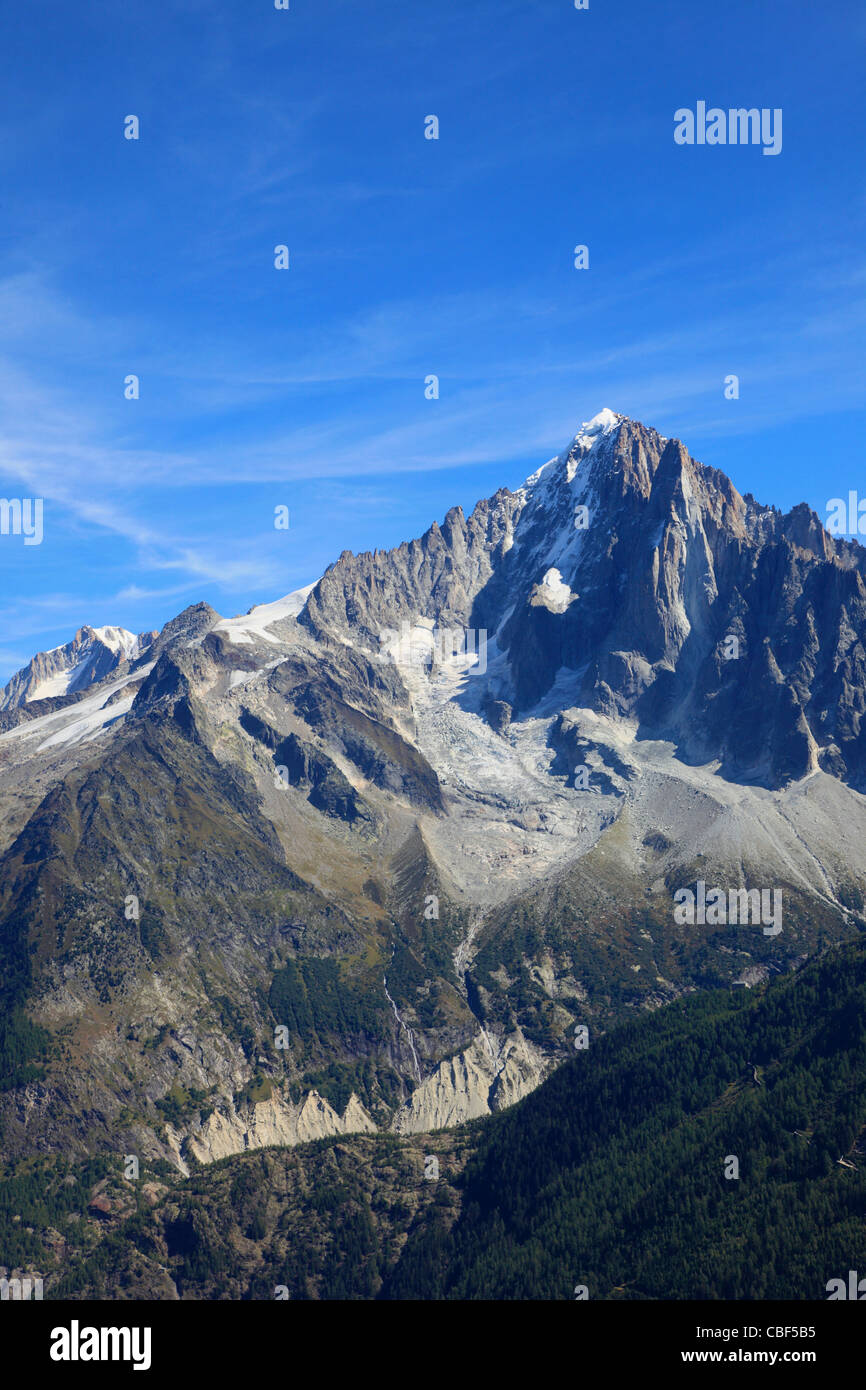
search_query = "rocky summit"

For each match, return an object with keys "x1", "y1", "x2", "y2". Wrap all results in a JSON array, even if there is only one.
[{"x1": 1, "y1": 411, "x2": 865, "y2": 1174}]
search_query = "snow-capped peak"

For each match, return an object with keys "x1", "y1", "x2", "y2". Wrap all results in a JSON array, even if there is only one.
[
  {"x1": 90, "y1": 626, "x2": 140, "y2": 657},
  {"x1": 573, "y1": 408, "x2": 622, "y2": 448},
  {"x1": 521, "y1": 411, "x2": 625, "y2": 493},
  {"x1": 0, "y1": 624, "x2": 156, "y2": 711}
]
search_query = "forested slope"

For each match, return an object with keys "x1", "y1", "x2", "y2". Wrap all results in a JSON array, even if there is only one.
[{"x1": 4, "y1": 938, "x2": 865, "y2": 1300}]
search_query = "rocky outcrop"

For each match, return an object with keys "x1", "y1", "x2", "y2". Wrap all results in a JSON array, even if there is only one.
[
  {"x1": 483, "y1": 697, "x2": 512, "y2": 734},
  {"x1": 182, "y1": 1091, "x2": 377, "y2": 1167},
  {"x1": 300, "y1": 493, "x2": 523, "y2": 651},
  {"x1": 239, "y1": 710, "x2": 374, "y2": 827},
  {"x1": 171, "y1": 1035, "x2": 548, "y2": 1167},
  {"x1": 146, "y1": 602, "x2": 220, "y2": 660},
  {"x1": 391, "y1": 1030, "x2": 549, "y2": 1134}
]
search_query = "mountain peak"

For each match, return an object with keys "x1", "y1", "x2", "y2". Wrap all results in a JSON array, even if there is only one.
[
  {"x1": 0, "y1": 624, "x2": 156, "y2": 710},
  {"x1": 572, "y1": 406, "x2": 624, "y2": 448}
]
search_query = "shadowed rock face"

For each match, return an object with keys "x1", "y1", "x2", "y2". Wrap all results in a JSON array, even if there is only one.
[
  {"x1": 301, "y1": 412, "x2": 866, "y2": 791},
  {"x1": 239, "y1": 709, "x2": 374, "y2": 828}
]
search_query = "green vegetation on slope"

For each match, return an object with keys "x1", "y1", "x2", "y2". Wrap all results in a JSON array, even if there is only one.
[
  {"x1": 5, "y1": 939, "x2": 866, "y2": 1300},
  {"x1": 384, "y1": 940, "x2": 866, "y2": 1299}
]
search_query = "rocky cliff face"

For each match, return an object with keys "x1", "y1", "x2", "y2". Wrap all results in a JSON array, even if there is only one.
[
  {"x1": 176, "y1": 1091, "x2": 378, "y2": 1169},
  {"x1": 390, "y1": 1028, "x2": 550, "y2": 1134},
  {"x1": 303, "y1": 409, "x2": 866, "y2": 792},
  {"x1": 1, "y1": 411, "x2": 865, "y2": 1173}
]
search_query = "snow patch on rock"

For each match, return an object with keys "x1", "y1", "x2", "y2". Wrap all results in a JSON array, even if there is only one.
[
  {"x1": 531, "y1": 566, "x2": 577, "y2": 613},
  {"x1": 214, "y1": 584, "x2": 316, "y2": 646}
]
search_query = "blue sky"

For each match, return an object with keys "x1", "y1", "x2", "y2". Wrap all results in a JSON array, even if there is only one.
[{"x1": 0, "y1": 0, "x2": 864, "y2": 682}]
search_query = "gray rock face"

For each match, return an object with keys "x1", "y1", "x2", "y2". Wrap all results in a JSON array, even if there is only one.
[
  {"x1": 483, "y1": 698, "x2": 512, "y2": 735},
  {"x1": 239, "y1": 709, "x2": 374, "y2": 828},
  {"x1": 300, "y1": 410, "x2": 866, "y2": 792},
  {"x1": 390, "y1": 1029, "x2": 550, "y2": 1134}
]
